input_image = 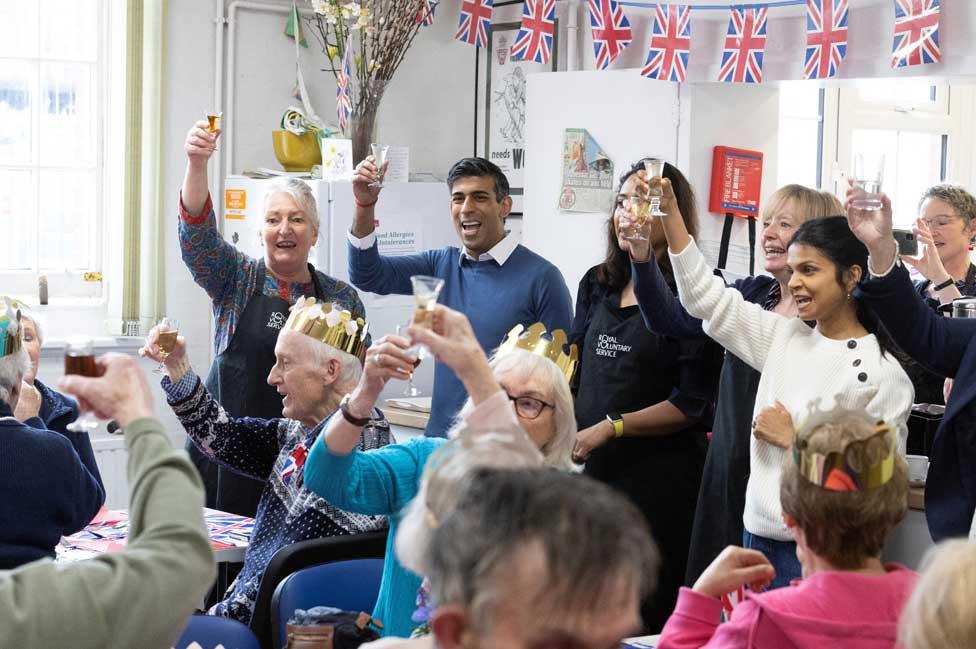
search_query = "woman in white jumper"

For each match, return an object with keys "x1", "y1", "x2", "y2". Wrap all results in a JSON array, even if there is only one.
[{"x1": 640, "y1": 178, "x2": 913, "y2": 586}]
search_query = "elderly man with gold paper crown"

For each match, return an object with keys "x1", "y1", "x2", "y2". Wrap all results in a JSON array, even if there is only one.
[
  {"x1": 140, "y1": 298, "x2": 389, "y2": 625},
  {"x1": 0, "y1": 298, "x2": 104, "y2": 569},
  {"x1": 302, "y1": 305, "x2": 579, "y2": 638}
]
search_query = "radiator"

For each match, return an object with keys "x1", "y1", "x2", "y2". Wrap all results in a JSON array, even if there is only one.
[{"x1": 92, "y1": 437, "x2": 129, "y2": 509}]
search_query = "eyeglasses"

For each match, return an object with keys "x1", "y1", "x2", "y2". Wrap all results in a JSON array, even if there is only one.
[
  {"x1": 920, "y1": 216, "x2": 961, "y2": 229},
  {"x1": 507, "y1": 393, "x2": 554, "y2": 419}
]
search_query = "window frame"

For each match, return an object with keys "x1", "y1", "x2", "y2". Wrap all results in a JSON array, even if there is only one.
[{"x1": 0, "y1": 1, "x2": 113, "y2": 300}]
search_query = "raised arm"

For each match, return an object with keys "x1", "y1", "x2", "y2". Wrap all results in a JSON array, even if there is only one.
[
  {"x1": 632, "y1": 256, "x2": 708, "y2": 338},
  {"x1": 847, "y1": 189, "x2": 974, "y2": 378},
  {"x1": 178, "y1": 121, "x2": 251, "y2": 303},
  {"x1": 141, "y1": 327, "x2": 282, "y2": 480}
]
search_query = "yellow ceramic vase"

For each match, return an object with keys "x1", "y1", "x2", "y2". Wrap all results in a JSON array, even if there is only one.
[{"x1": 272, "y1": 130, "x2": 323, "y2": 172}]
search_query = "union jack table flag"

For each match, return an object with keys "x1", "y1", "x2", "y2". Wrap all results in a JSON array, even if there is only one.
[
  {"x1": 718, "y1": 7, "x2": 768, "y2": 84},
  {"x1": 511, "y1": 0, "x2": 556, "y2": 64},
  {"x1": 891, "y1": 0, "x2": 941, "y2": 68},
  {"x1": 456, "y1": 0, "x2": 493, "y2": 48},
  {"x1": 640, "y1": 4, "x2": 691, "y2": 82},
  {"x1": 336, "y1": 35, "x2": 353, "y2": 134},
  {"x1": 588, "y1": 0, "x2": 632, "y2": 70},
  {"x1": 804, "y1": 0, "x2": 848, "y2": 80},
  {"x1": 416, "y1": 0, "x2": 437, "y2": 27}
]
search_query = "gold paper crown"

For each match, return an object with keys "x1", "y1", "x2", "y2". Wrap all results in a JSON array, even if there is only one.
[
  {"x1": 792, "y1": 402, "x2": 897, "y2": 492},
  {"x1": 283, "y1": 297, "x2": 369, "y2": 362},
  {"x1": 497, "y1": 323, "x2": 578, "y2": 382},
  {"x1": 0, "y1": 297, "x2": 23, "y2": 360}
]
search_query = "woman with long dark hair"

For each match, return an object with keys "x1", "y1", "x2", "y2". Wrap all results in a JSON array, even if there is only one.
[
  {"x1": 642, "y1": 175, "x2": 913, "y2": 586},
  {"x1": 569, "y1": 159, "x2": 716, "y2": 632}
]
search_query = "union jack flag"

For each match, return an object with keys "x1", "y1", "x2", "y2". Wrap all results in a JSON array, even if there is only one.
[
  {"x1": 416, "y1": 0, "x2": 437, "y2": 27},
  {"x1": 511, "y1": 0, "x2": 556, "y2": 64},
  {"x1": 279, "y1": 443, "x2": 309, "y2": 486},
  {"x1": 640, "y1": 4, "x2": 691, "y2": 82},
  {"x1": 456, "y1": 0, "x2": 493, "y2": 48},
  {"x1": 804, "y1": 0, "x2": 848, "y2": 79},
  {"x1": 588, "y1": 0, "x2": 632, "y2": 71},
  {"x1": 336, "y1": 35, "x2": 353, "y2": 134},
  {"x1": 718, "y1": 7, "x2": 767, "y2": 84},
  {"x1": 891, "y1": 0, "x2": 941, "y2": 68}
]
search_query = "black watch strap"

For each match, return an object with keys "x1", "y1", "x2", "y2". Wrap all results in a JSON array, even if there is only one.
[
  {"x1": 339, "y1": 394, "x2": 371, "y2": 427},
  {"x1": 933, "y1": 277, "x2": 956, "y2": 291}
]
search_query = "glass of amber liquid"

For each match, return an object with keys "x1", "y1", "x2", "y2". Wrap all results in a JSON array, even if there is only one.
[
  {"x1": 65, "y1": 337, "x2": 99, "y2": 432},
  {"x1": 153, "y1": 318, "x2": 180, "y2": 374},
  {"x1": 408, "y1": 275, "x2": 445, "y2": 359},
  {"x1": 626, "y1": 195, "x2": 651, "y2": 241},
  {"x1": 206, "y1": 111, "x2": 222, "y2": 133},
  {"x1": 643, "y1": 158, "x2": 667, "y2": 217},
  {"x1": 396, "y1": 323, "x2": 423, "y2": 397}
]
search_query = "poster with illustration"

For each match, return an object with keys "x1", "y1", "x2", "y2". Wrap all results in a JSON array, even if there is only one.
[
  {"x1": 321, "y1": 138, "x2": 353, "y2": 181},
  {"x1": 558, "y1": 128, "x2": 614, "y2": 213},
  {"x1": 475, "y1": 14, "x2": 558, "y2": 215}
]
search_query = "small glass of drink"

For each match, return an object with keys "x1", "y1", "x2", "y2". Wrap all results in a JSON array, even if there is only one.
[
  {"x1": 206, "y1": 111, "x2": 222, "y2": 133},
  {"x1": 643, "y1": 159, "x2": 667, "y2": 217},
  {"x1": 153, "y1": 318, "x2": 180, "y2": 375},
  {"x1": 370, "y1": 143, "x2": 390, "y2": 189},
  {"x1": 64, "y1": 337, "x2": 99, "y2": 432},
  {"x1": 851, "y1": 153, "x2": 885, "y2": 211},
  {"x1": 396, "y1": 323, "x2": 423, "y2": 397},
  {"x1": 408, "y1": 275, "x2": 445, "y2": 358}
]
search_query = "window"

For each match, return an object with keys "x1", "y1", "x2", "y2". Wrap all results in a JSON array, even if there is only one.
[
  {"x1": 0, "y1": 0, "x2": 106, "y2": 297},
  {"x1": 778, "y1": 82, "x2": 823, "y2": 190}
]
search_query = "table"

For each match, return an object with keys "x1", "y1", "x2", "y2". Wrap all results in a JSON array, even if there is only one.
[
  {"x1": 621, "y1": 635, "x2": 659, "y2": 648},
  {"x1": 57, "y1": 507, "x2": 254, "y2": 563}
]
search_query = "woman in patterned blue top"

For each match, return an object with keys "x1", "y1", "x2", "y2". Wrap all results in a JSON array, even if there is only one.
[{"x1": 179, "y1": 120, "x2": 367, "y2": 517}]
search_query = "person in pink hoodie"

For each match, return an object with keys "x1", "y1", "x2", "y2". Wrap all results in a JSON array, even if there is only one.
[{"x1": 659, "y1": 411, "x2": 918, "y2": 649}]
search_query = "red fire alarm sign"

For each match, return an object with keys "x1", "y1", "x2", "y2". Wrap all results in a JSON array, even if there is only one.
[{"x1": 708, "y1": 146, "x2": 764, "y2": 218}]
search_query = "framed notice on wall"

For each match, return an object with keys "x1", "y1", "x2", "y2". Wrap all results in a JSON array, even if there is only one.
[{"x1": 475, "y1": 5, "x2": 559, "y2": 215}]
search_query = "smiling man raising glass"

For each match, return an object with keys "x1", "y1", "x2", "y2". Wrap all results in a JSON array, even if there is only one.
[{"x1": 348, "y1": 157, "x2": 573, "y2": 436}]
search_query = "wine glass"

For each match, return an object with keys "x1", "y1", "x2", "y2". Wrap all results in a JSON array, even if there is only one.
[
  {"x1": 395, "y1": 323, "x2": 422, "y2": 397},
  {"x1": 408, "y1": 275, "x2": 445, "y2": 358},
  {"x1": 152, "y1": 318, "x2": 180, "y2": 375},
  {"x1": 626, "y1": 195, "x2": 651, "y2": 241},
  {"x1": 643, "y1": 159, "x2": 667, "y2": 217},
  {"x1": 370, "y1": 143, "x2": 390, "y2": 188},
  {"x1": 851, "y1": 153, "x2": 885, "y2": 211},
  {"x1": 64, "y1": 337, "x2": 99, "y2": 432}
]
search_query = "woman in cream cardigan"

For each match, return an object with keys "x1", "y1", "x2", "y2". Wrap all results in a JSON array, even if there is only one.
[{"x1": 627, "y1": 177, "x2": 913, "y2": 586}]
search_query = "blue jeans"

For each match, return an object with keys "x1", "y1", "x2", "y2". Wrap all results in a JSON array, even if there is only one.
[{"x1": 742, "y1": 529, "x2": 801, "y2": 589}]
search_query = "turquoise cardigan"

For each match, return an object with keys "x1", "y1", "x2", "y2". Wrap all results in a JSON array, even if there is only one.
[{"x1": 304, "y1": 432, "x2": 446, "y2": 637}]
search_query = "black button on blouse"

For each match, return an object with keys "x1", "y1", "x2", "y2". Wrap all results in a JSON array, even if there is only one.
[{"x1": 847, "y1": 340, "x2": 857, "y2": 349}]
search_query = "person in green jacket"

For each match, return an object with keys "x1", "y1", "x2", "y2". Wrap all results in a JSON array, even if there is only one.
[{"x1": 0, "y1": 353, "x2": 216, "y2": 649}]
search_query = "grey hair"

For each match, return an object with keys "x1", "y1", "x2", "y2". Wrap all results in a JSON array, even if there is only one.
[
  {"x1": 281, "y1": 329, "x2": 362, "y2": 390},
  {"x1": 0, "y1": 345, "x2": 30, "y2": 405},
  {"x1": 19, "y1": 311, "x2": 43, "y2": 346},
  {"x1": 455, "y1": 348, "x2": 577, "y2": 471},
  {"x1": 394, "y1": 425, "x2": 543, "y2": 577},
  {"x1": 919, "y1": 184, "x2": 976, "y2": 232},
  {"x1": 262, "y1": 177, "x2": 320, "y2": 233},
  {"x1": 899, "y1": 539, "x2": 976, "y2": 649},
  {"x1": 426, "y1": 468, "x2": 659, "y2": 631}
]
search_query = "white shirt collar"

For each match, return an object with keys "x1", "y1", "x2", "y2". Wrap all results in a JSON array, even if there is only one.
[{"x1": 459, "y1": 230, "x2": 518, "y2": 266}]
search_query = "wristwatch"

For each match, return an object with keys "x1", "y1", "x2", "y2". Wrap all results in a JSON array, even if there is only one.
[
  {"x1": 339, "y1": 393, "x2": 371, "y2": 427},
  {"x1": 933, "y1": 277, "x2": 955, "y2": 291},
  {"x1": 606, "y1": 412, "x2": 624, "y2": 438}
]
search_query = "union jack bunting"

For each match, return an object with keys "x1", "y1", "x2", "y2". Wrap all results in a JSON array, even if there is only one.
[
  {"x1": 891, "y1": 0, "x2": 941, "y2": 68},
  {"x1": 718, "y1": 7, "x2": 768, "y2": 84},
  {"x1": 336, "y1": 35, "x2": 352, "y2": 133},
  {"x1": 336, "y1": 35, "x2": 353, "y2": 134},
  {"x1": 804, "y1": 0, "x2": 848, "y2": 79},
  {"x1": 416, "y1": 0, "x2": 437, "y2": 26},
  {"x1": 640, "y1": 4, "x2": 691, "y2": 82},
  {"x1": 455, "y1": 0, "x2": 493, "y2": 48},
  {"x1": 511, "y1": 0, "x2": 556, "y2": 64},
  {"x1": 588, "y1": 0, "x2": 632, "y2": 70}
]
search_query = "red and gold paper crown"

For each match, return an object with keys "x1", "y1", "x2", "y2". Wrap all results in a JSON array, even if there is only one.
[
  {"x1": 498, "y1": 323, "x2": 578, "y2": 383},
  {"x1": 284, "y1": 297, "x2": 369, "y2": 362},
  {"x1": 0, "y1": 297, "x2": 23, "y2": 360},
  {"x1": 792, "y1": 406, "x2": 897, "y2": 492}
]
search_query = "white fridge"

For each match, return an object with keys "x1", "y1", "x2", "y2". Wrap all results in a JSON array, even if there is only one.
[{"x1": 221, "y1": 176, "x2": 465, "y2": 400}]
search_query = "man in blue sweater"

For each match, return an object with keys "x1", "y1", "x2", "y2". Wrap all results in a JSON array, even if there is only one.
[
  {"x1": 0, "y1": 301, "x2": 104, "y2": 569},
  {"x1": 349, "y1": 157, "x2": 573, "y2": 435}
]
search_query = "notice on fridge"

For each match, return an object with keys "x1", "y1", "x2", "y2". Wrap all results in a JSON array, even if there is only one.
[
  {"x1": 559, "y1": 128, "x2": 614, "y2": 214},
  {"x1": 375, "y1": 223, "x2": 422, "y2": 257}
]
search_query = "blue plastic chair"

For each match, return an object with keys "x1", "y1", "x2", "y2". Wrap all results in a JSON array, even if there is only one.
[
  {"x1": 173, "y1": 615, "x2": 261, "y2": 649},
  {"x1": 271, "y1": 557, "x2": 384, "y2": 649}
]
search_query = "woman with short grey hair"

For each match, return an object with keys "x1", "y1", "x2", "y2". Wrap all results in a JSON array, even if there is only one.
[{"x1": 176, "y1": 120, "x2": 367, "y2": 517}]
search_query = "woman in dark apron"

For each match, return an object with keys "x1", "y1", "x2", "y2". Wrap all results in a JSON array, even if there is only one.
[
  {"x1": 179, "y1": 121, "x2": 367, "y2": 518},
  {"x1": 570, "y1": 160, "x2": 716, "y2": 633},
  {"x1": 627, "y1": 184, "x2": 844, "y2": 586}
]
